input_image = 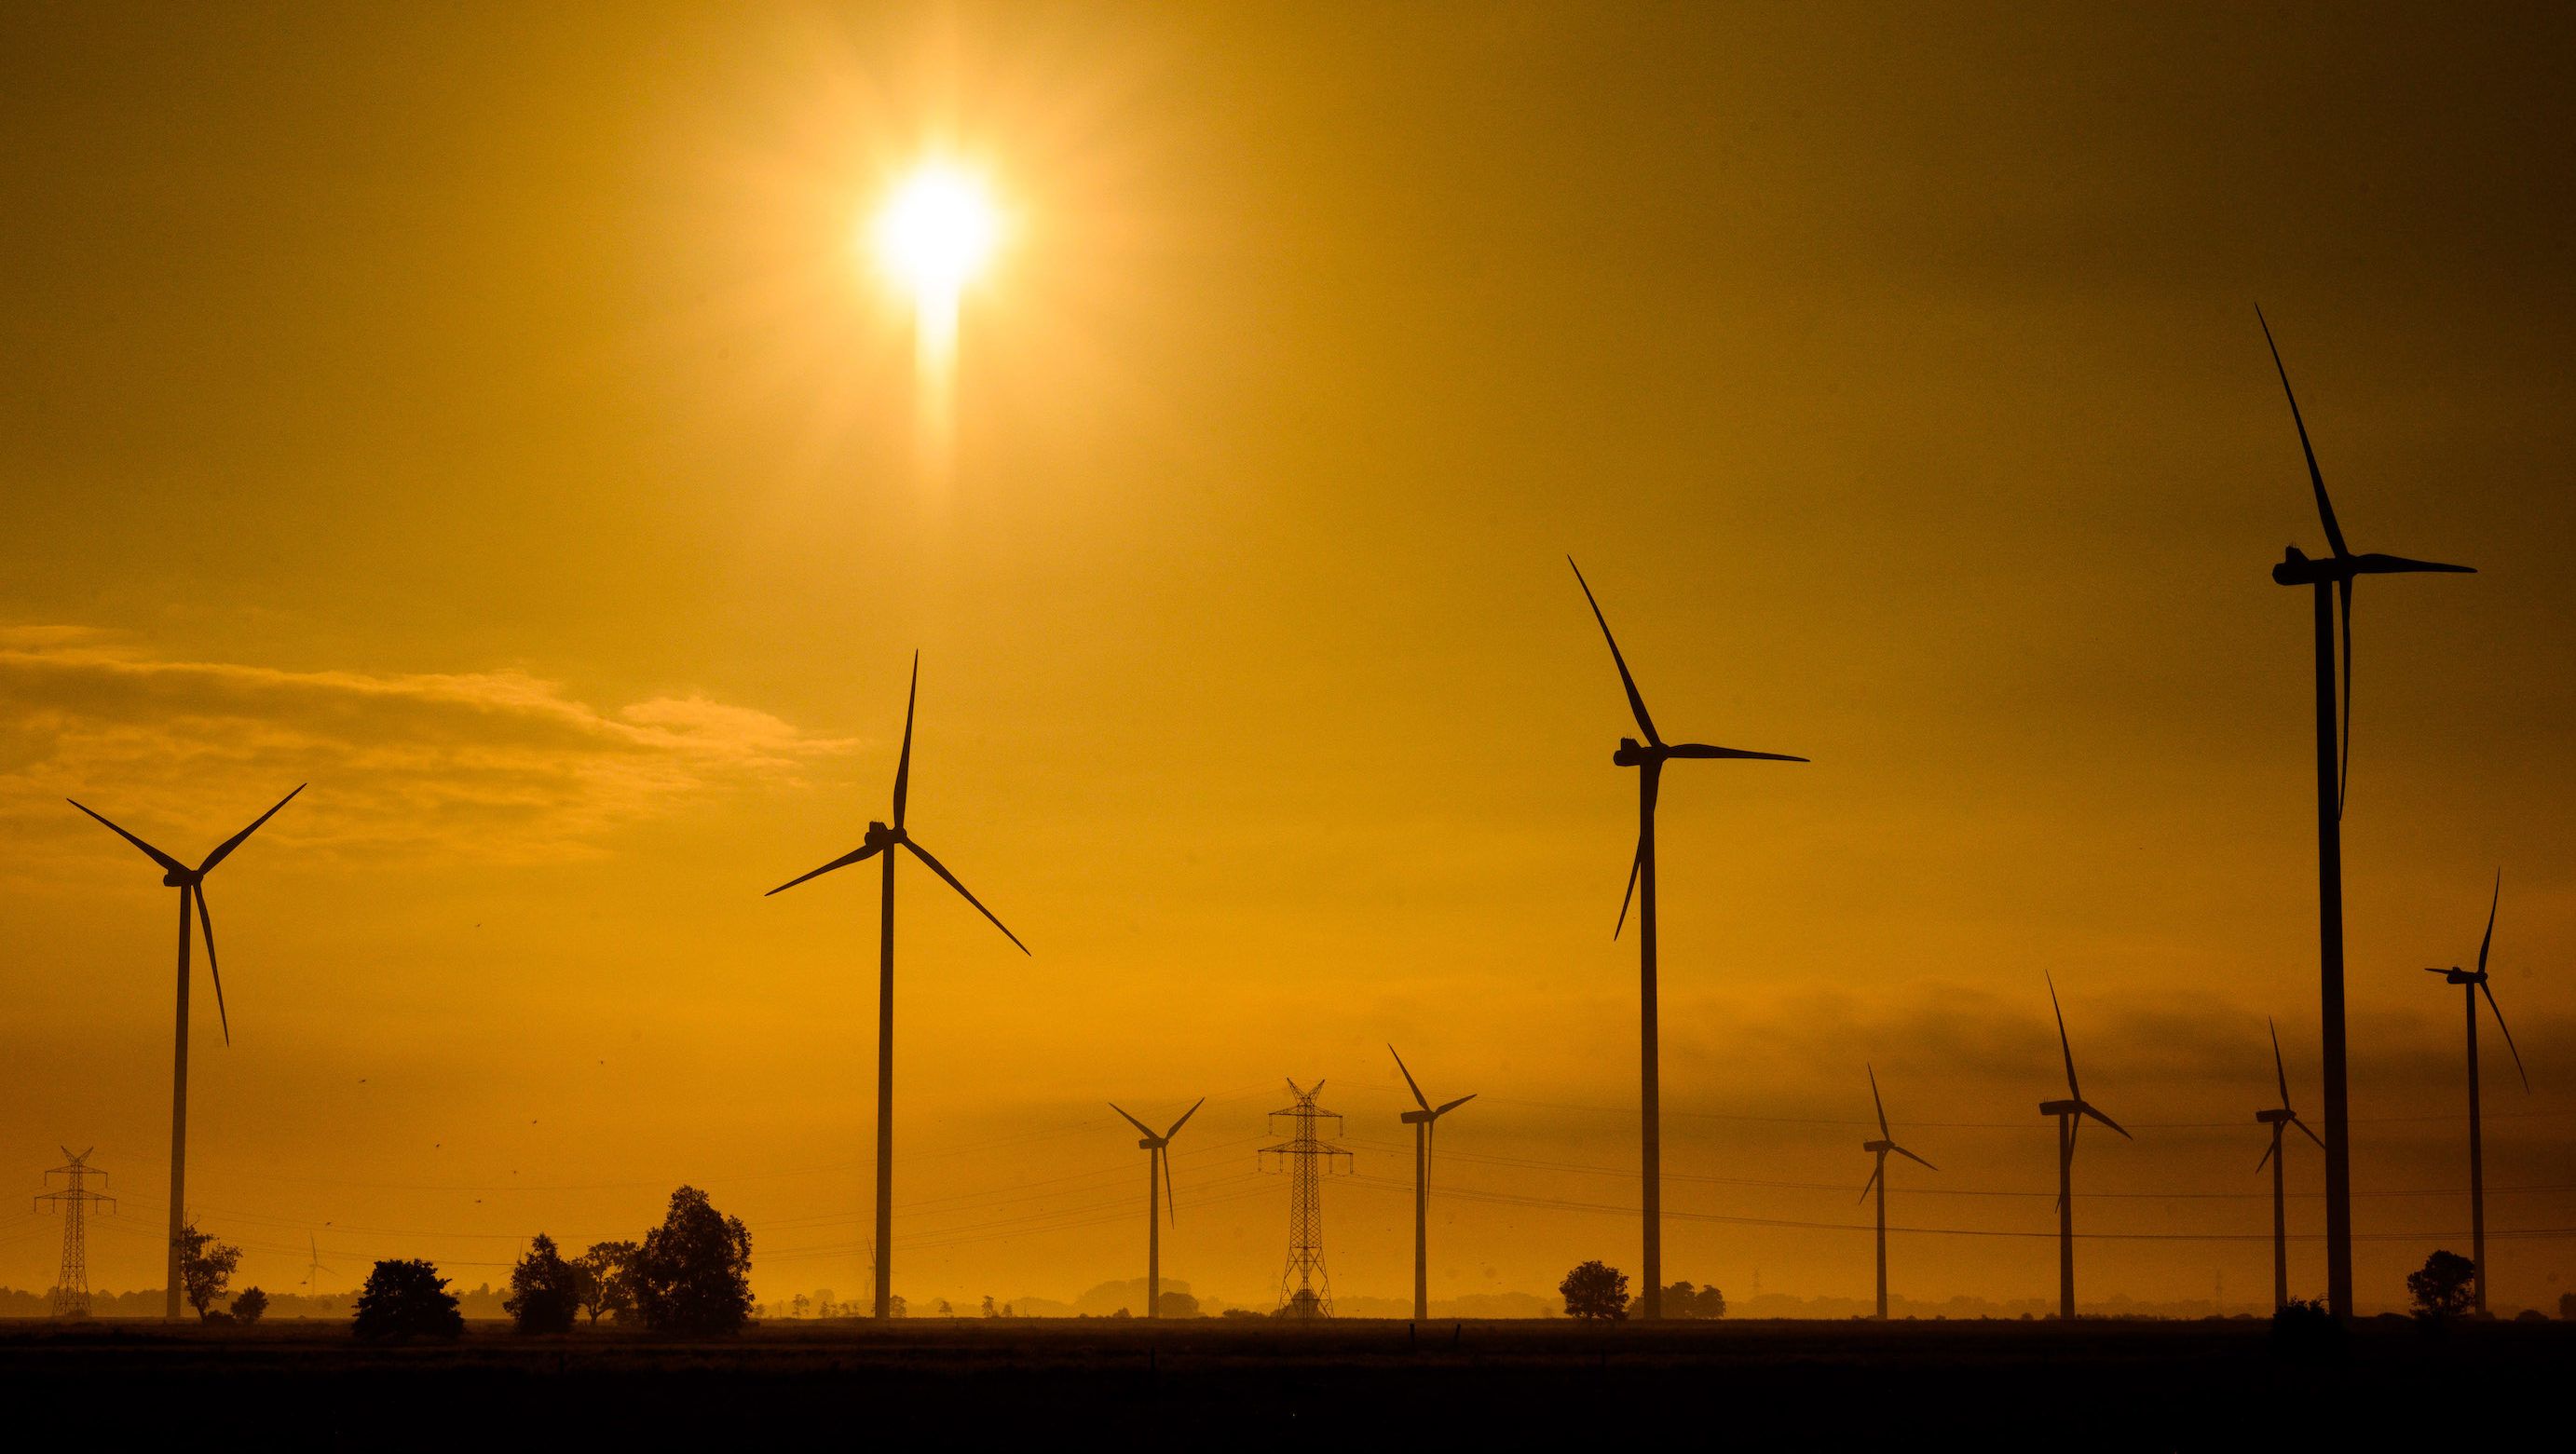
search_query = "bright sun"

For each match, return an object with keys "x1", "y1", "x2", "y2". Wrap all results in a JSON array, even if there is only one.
[{"x1": 871, "y1": 163, "x2": 1001, "y2": 308}]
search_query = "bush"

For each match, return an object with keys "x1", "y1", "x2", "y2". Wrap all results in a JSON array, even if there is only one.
[
  {"x1": 2269, "y1": 1297, "x2": 2343, "y2": 1360},
  {"x1": 628, "y1": 1187, "x2": 754, "y2": 1334},
  {"x1": 505, "y1": 1233, "x2": 583, "y2": 1334},
  {"x1": 354, "y1": 1259, "x2": 466, "y2": 1341},
  {"x1": 1560, "y1": 1260, "x2": 1629, "y2": 1321},
  {"x1": 1659, "y1": 1280, "x2": 1726, "y2": 1319},
  {"x1": 230, "y1": 1287, "x2": 268, "y2": 1325}
]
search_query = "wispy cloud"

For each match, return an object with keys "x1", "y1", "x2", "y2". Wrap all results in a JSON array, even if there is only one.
[{"x1": 0, "y1": 627, "x2": 852, "y2": 863}]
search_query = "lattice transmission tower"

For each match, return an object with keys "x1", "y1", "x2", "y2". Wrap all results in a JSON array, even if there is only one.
[
  {"x1": 36, "y1": 1148, "x2": 115, "y2": 1320},
  {"x1": 1260, "y1": 1079, "x2": 1350, "y2": 1316}
]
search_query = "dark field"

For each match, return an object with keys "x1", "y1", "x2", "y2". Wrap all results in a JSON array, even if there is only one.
[{"x1": 5, "y1": 1316, "x2": 2567, "y2": 1448}]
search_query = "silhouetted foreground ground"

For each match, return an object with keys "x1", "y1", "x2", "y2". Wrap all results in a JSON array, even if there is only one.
[{"x1": 4, "y1": 1316, "x2": 2568, "y2": 1447}]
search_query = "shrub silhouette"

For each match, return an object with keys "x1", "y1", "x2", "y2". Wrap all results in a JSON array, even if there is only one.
[
  {"x1": 1560, "y1": 1260, "x2": 1629, "y2": 1321},
  {"x1": 230, "y1": 1286, "x2": 268, "y2": 1325},
  {"x1": 2406, "y1": 1250, "x2": 2475, "y2": 1321},
  {"x1": 175, "y1": 1222, "x2": 242, "y2": 1322},
  {"x1": 628, "y1": 1186, "x2": 753, "y2": 1334},
  {"x1": 506, "y1": 1233, "x2": 583, "y2": 1334},
  {"x1": 354, "y1": 1258, "x2": 465, "y2": 1341},
  {"x1": 2269, "y1": 1296, "x2": 2343, "y2": 1360}
]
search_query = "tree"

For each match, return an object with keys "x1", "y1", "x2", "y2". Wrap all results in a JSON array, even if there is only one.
[
  {"x1": 505, "y1": 1234, "x2": 583, "y2": 1334},
  {"x1": 2560, "y1": 1291, "x2": 2576, "y2": 1322},
  {"x1": 1561, "y1": 1260, "x2": 1629, "y2": 1321},
  {"x1": 935, "y1": 1298, "x2": 955, "y2": 1319},
  {"x1": 575, "y1": 1240, "x2": 637, "y2": 1325},
  {"x1": 1156, "y1": 1290, "x2": 1202, "y2": 1319},
  {"x1": 2406, "y1": 1250, "x2": 2476, "y2": 1320},
  {"x1": 1277, "y1": 1288, "x2": 1324, "y2": 1319},
  {"x1": 175, "y1": 1222, "x2": 243, "y2": 1322},
  {"x1": 231, "y1": 1286, "x2": 269, "y2": 1325},
  {"x1": 789, "y1": 1294, "x2": 811, "y2": 1320},
  {"x1": 354, "y1": 1259, "x2": 465, "y2": 1341},
  {"x1": 981, "y1": 1295, "x2": 997, "y2": 1318},
  {"x1": 628, "y1": 1186, "x2": 754, "y2": 1334},
  {"x1": 1658, "y1": 1281, "x2": 1725, "y2": 1319},
  {"x1": 889, "y1": 1294, "x2": 907, "y2": 1318}
]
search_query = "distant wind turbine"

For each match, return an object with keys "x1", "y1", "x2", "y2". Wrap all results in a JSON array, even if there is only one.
[
  {"x1": 67, "y1": 784, "x2": 304, "y2": 1321},
  {"x1": 1570, "y1": 558, "x2": 1806, "y2": 1318},
  {"x1": 1389, "y1": 1045, "x2": 1475, "y2": 1322},
  {"x1": 2253, "y1": 1018, "x2": 2324, "y2": 1311},
  {"x1": 2423, "y1": 873, "x2": 2529, "y2": 1318},
  {"x1": 1858, "y1": 1066, "x2": 1935, "y2": 1321},
  {"x1": 305, "y1": 1232, "x2": 335, "y2": 1299},
  {"x1": 2039, "y1": 974, "x2": 2129, "y2": 1320},
  {"x1": 2258, "y1": 308, "x2": 2474, "y2": 1317},
  {"x1": 1110, "y1": 1098, "x2": 1204, "y2": 1320},
  {"x1": 766, "y1": 654, "x2": 1027, "y2": 1320}
]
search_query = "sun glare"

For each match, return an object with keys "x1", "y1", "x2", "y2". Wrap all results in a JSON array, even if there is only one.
[{"x1": 866, "y1": 162, "x2": 1003, "y2": 473}]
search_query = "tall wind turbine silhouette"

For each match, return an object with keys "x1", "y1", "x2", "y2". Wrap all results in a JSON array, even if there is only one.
[
  {"x1": 2039, "y1": 974, "x2": 2129, "y2": 1320},
  {"x1": 66, "y1": 784, "x2": 304, "y2": 1322},
  {"x1": 1389, "y1": 1045, "x2": 1475, "y2": 1322},
  {"x1": 1110, "y1": 1097, "x2": 1203, "y2": 1319},
  {"x1": 2423, "y1": 873, "x2": 2529, "y2": 1317},
  {"x1": 2259, "y1": 308, "x2": 2474, "y2": 1316},
  {"x1": 765, "y1": 654, "x2": 1027, "y2": 1320},
  {"x1": 1570, "y1": 557, "x2": 1806, "y2": 1318},
  {"x1": 2254, "y1": 1018, "x2": 2323, "y2": 1311},
  {"x1": 1858, "y1": 1066, "x2": 1935, "y2": 1321}
]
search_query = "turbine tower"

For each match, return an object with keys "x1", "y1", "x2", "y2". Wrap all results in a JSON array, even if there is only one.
[
  {"x1": 1260, "y1": 1080, "x2": 1350, "y2": 1317},
  {"x1": 2254, "y1": 1018, "x2": 2323, "y2": 1311},
  {"x1": 766, "y1": 654, "x2": 1028, "y2": 1320},
  {"x1": 1569, "y1": 558, "x2": 1806, "y2": 1317},
  {"x1": 2422, "y1": 873, "x2": 2529, "y2": 1317},
  {"x1": 1857, "y1": 1067, "x2": 1934, "y2": 1321},
  {"x1": 37, "y1": 1148, "x2": 115, "y2": 1320},
  {"x1": 67, "y1": 784, "x2": 303, "y2": 1320},
  {"x1": 1389, "y1": 1045, "x2": 1475, "y2": 1322},
  {"x1": 1110, "y1": 1097, "x2": 1204, "y2": 1319},
  {"x1": 2258, "y1": 309, "x2": 2474, "y2": 1317},
  {"x1": 2039, "y1": 974, "x2": 2129, "y2": 1320}
]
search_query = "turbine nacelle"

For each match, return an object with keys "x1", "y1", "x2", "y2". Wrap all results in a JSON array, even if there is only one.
[
  {"x1": 1861, "y1": 1138, "x2": 1896, "y2": 1154},
  {"x1": 2255, "y1": 1107, "x2": 2297, "y2": 1125},
  {"x1": 1613, "y1": 737, "x2": 1650, "y2": 767},
  {"x1": 2038, "y1": 1098, "x2": 2085, "y2": 1117},
  {"x1": 160, "y1": 868, "x2": 203, "y2": 889},
  {"x1": 2272, "y1": 544, "x2": 2474, "y2": 587},
  {"x1": 2428, "y1": 965, "x2": 2483, "y2": 986},
  {"x1": 864, "y1": 821, "x2": 904, "y2": 850}
]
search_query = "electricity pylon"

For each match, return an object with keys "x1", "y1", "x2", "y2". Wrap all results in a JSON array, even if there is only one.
[
  {"x1": 37, "y1": 1148, "x2": 115, "y2": 1320},
  {"x1": 1259, "y1": 1080, "x2": 1351, "y2": 1317}
]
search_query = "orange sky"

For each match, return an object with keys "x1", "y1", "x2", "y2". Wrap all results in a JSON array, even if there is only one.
[{"x1": 2, "y1": 2, "x2": 2571, "y2": 1316}]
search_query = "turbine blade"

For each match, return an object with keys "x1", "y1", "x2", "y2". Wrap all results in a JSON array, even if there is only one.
[
  {"x1": 1389, "y1": 1044, "x2": 1431, "y2": 1111},
  {"x1": 1165, "y1": 1096, "x2": 1206, "y2": 1140},
  {"x1": 65, "y1": 800, "x2": 186, "y2": 876},
  {"x1": 194, "y1": 884, "x2": 231, "y2": 1048},
  {"x1": 2293, "y1": 1115, "x2": 2325, "y2": 1150},
  {"x1": 1163, "y1": 1144, "x2": 1176, "y2": 1225},
  {"x1": 197, "y1": 783, "x2": 306, "y2": 875},
  {"x1": 1110, "y1": 1103, "x2": 1156, "y2": 1139},
  {"x1": 1567, "y1": 556, "x2": 1660, "y2": 745},
  {"x1": 1893, "y1": 1144, "x2": 1937, "y2": 1173},
  {"x1": 2270, "y1": 1018, "x2": 2291, "y2": 1109},
  {"x1": 2256, "y1": 1137, "x2": 2276, "y2": 1173},
  {"x1": 762, "y1": 840, "x2": 885, "y2": 896},
  {"x1": 2349, "y1": 553, "x2": 2476, "y2": 576},
  {"x1": 1868, "y1": 1064, "x2": 1890, "y2": 1140},
  {"x1": 1666, "y1": 743, "x2": 1809, "y2": 762},
  {"x1": 2477, "y1": 872, "x2": 2499, "y2": 977},
  {"x1": 2080, "y1": 1103, "x2": 2132, "y2": 1140},
  {"x1": 2046, "y1": 973, "x2": 2080, "y2": 1102},
  {"x1": 2256, "y1": 306, "x2": 2349, "y2": 559},
  {"x1": 1434, "y1": 1093, "x2": 1477, "y2": 1117},
  {"x1": 892, "y1": 652, "x2": 919, "y2": 829},
  {"x1": 2479, "y1": 981, "x2": 2529, "y2": 1092},
  {"x1": 901, "y1": 840, "x2": 1029, "y2": 955},
  {"x1": 2336, "y1": 576, "x2": 2351, "y2": 818},
  {"x1": 1614, "y1": 835, "x2": 1642, "y2": 940},
  {"x1": 1858, "y1": 1162, "x2": 1880, "y2": 1204}
]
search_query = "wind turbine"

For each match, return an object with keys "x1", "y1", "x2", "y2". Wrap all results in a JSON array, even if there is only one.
[
  {"x1": 66, "y1": 784, "x2": 304, "y2": 1321},
  {"x1": 1858, "y1": 1066, "x2": 1935, "y2": 1321},
  {"x1": 2254, "y1": 1018, "x2": 2324, "y2": 1311},
  {"x1": 2258, "y1": 308, "x2": 2474, "y2": 1317},
  {"x1": 305, "y1": 1232, "x2": 335, "y2": 1300},
  {"x1": 2423, "y1": 873, "x2": 2529, "y2": 1317},
  {"x1": 1389, "y1": 1045, "x2": 1476, "y2": 1322},
  {"x1": 2039, "y1": 974, "x2": 2129, "y2": 1320},
  {"x1": 766, "y1": 654, "x2": 1027, "y2": 1320},
  {"x1": 1109, "y1": 1098, "x2": 1204, "y2": 1319},
  {"x1": 1569, "y1": 558, "x2": 1806, "y2": 1318}
]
